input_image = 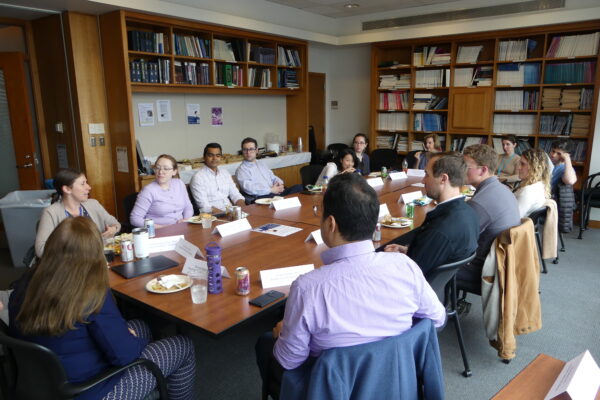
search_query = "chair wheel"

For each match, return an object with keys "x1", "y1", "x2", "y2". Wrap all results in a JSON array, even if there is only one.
[
  {"x1": 552, "y1": 259, "x2": 559, "y2": 264},
  {"x1": 502, "y1": 359, "x2": 511, "y2": 364},
  {"x1": 462, "y1": 370, "x2": 472, "y2": 378}
]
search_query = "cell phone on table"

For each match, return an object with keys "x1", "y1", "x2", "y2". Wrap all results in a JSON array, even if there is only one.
[{"x1": 249, "y1": 290, "x2": 285, "y2": 307}]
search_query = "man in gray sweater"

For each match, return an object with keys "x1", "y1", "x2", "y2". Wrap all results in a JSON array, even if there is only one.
[{"x1": 457, "y1": 144, "x2": 520, "y2": 287}]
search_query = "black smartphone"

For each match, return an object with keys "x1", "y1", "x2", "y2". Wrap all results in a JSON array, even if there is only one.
[{"x1": 249, "y1": 290, "x2": 285, "y2": 307}]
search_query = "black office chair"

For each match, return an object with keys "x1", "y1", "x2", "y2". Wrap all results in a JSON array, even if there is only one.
[
  {"x1": 425, "y1": 252, "x2": 476, "y2": 378},
  {"x1": 403, "y1": 150, "x2": 419, "y2": 169},
  {"x1": 528, "y1": 207, "x2": 549, "y2": 274},
  {"x1": 370, "y1": 148, "x2": 398, "y2": 172},
  {"x1": 186, "y1": 185, "x2": 200, "y2": 215},
  {"x1": 300, "y1": 164, "x2": 324, "y2": 187},
  {"x1": 326, "y1": 143, "x2": 348, "y2": 159},
  {"x1": 578, "y1": 172, "x2": 600, "y2": 240},
  {"x1": 0, "y1": 319, "x2": 168, "y2": 400},
  {"x1": 121, "y1": 192, "x2": 139, "y2": 233}
]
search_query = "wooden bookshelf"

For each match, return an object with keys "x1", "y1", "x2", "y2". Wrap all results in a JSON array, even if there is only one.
[
  {"x1": 99, "y1": 10, "x2": 308, "y2": 218},
  {"x1": 370, "y1": 20, "x2": 600, "y2": 186}
]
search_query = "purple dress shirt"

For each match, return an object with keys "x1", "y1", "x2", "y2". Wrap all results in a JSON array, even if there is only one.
[
  {"x1": 273, "y1": 240, "x2": 446, "y2": 370},
  {"x1": 130, "y1": 179, "x2": 193, "y2": 227}
]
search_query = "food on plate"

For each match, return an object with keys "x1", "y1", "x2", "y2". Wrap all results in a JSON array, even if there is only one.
[
  {"x1": 150, "y1": 275, "x2": 190, "y2": 292},
  {"x1": 113, "y1": 233, "x2": 133, "y2": 254}
]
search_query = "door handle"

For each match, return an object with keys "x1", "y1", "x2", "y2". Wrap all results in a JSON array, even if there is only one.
[{"x1": 17, "y1": 163, "x2": 33, "y2": 168}]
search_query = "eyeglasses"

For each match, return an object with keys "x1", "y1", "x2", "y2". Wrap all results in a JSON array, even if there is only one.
[
  {"x1": 153, "y1": 167, "x2": 174, "y2": 172},
  {"x1": 242, "y1": 148, "x2": 257, "y2": 153},
  {"x1": 353, "y1": 141, "x2": 366, "y2": 145}
]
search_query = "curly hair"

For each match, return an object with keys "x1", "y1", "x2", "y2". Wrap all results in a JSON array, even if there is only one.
[{"x1": 520, "y1": 148, "x2": 550, "y2": 198}]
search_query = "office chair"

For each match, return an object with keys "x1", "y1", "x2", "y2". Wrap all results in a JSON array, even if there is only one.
[
  {"x1": 121, "y1": 192, "x2": 139, "y2": 233},
  {"x1": 578, "y1": 172, "x2": 600, "y2": 240},
  {"x1": 370, "y1": 148, "x2": 398, "y2": 171},
  {"x1": 300, "y1": 164, "x2": 324, "y2": 187},
  {"x1": 528, "y1": 207, "x2": 549, "y2": 274}
]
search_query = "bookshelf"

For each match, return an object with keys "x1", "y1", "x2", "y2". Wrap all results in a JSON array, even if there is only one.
[
  {"x1": 370, "y1": 20, "x2": 600, "y2": 186},
  {"x1": 99, "y1": 10, "x2": 308, "y2": 218}
]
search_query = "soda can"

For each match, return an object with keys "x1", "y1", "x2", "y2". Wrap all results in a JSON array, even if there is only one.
[
  {"x1": 144, "y1": 218, "x2": 155, "y2": 238},
  {"x1": 235, "y1": 267, "x2": 250, "y2": 296},
  {"x1": 121, "y1": 240, "x2": 134, "y2": 262},
  {"x1": 406, "y1": 203, "x2": 415, "y2": 219},
  {"x1": 372, "y1": 222, "x2": 382, "y2": 242},
  {"x1": 232, "y1": 206, "x2": 243, "y2": 220},
  {"x1": 381, "y1": 166, "x2": 387, "y2": 179}
]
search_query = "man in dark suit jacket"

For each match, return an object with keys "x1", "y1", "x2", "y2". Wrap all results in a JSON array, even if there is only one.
[{"x1": 383, "y1": 152, "x2": 480, "y2": 275}]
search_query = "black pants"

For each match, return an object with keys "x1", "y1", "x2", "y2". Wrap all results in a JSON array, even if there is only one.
[{"x1": 255, "y1": 332, "x2": 285, "y2": 399}]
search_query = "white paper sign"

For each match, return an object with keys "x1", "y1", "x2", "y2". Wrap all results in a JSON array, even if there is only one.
[
  {"x1": 411, "y1": 183, "x2": 425, "y2": 187},
  {"x1": 147, "y1": 235, "x2": 185, "y2": 253},
  {"x1": 260, "y1": 264, "x2": 314, "y2": 289},
  {"x1": 407, "y1": 169, "x2": 426, "y2": 177},
  {"x1": 116, "y1": 146, "x2": 129, "y2": 173},
  {"x1": 157, "y1": 99, "x2": 172, "y2": 122},
  {"x1": 389, "y1": 171, "x2": 407, "y2": 180},
  {"x1": 544, "y1": 350, "x2": 600, "y2": 400},
  {"x1": 400, "y1": 191, "x2": 423, "y2": 204},
  {"x1": 137, "y1": 103, "x2": 155, "y2": 126},
  {"x1": 366, "y1": 177, "x2": 384, "y2": 187},
  {"x1": 220, "y1": 265, "x2": 231, "y2": 279},
  {"x1": 182, "y1": 258, "x2": 208, "y2": 278},
  {"x1": 272, "y1": 197, "x2": 302, "y2": 211},
  {"x1": 175, "y1": 238, "x2": 203, "y2": 259},
  {"x1": 304, "y1": 229, "x2": 324, "y2": 245},
  {"x1": 212, "y1": 218, "x2": 252, "y2": 237},
  {"x1": 379, "y1": 203, "x2": 390, "y2": 218}
]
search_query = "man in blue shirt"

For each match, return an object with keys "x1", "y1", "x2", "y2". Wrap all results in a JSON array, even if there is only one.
[{"x1": 549, "y1": 139, "x2": 577, "y2": 191}]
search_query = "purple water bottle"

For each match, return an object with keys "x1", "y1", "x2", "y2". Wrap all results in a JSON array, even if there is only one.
[{"x1": 205, "y1": 242, "x2": 223, "y2": 294}]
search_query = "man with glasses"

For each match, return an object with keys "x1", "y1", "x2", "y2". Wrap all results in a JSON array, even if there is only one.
[
  {"x1": 235, "y1": 137, "x2": 302, "y2": 203},
  {"x1": 189, "y1": 143, "x2": 245, "y2": 213}
]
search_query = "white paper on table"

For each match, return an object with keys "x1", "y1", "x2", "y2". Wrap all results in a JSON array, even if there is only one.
[
  {"x1": 389, "y1": 171, "x2": 407, "y2": 180},
  {"x1": 212, "y1": 218, "x2": 252, "y2": 237},
  {"x1": 544, "y1": 350, "x2": 600, "y2": 400},
  {"x1": 379, "y1": 203, "x2": 390, "y2": 218},
  {"x1": 147, "y1": 235, "x2": 185, "y2": 253},
  {"x1": 260, "y1": 264, "x2": 314, "y2": 289},
  {"x1": 400, "y1": 191, "x2": 423, "y2": 204},
  {"x1": 366, "y1": 177, "x2": 384, "y2": 187},
  {"x1": 407, "y1": 169, "x2": 426, "y2": 177},
  {"x1": 253, "y1": 223, "x2": 303, "y2": 237},
  {"x1": 271, "y1": 197, "x2": 301, "y2": 211},
  {"x1": 411, "y1": 183, "x2": 425, "y2": 187},
  {"x1": 220, "y1": 266, "x2": 231, "y2": 279},
  {"x1": 182, "y1": 258, "x2": 208, "y2": 278},
  {"x1": 304, "y1": 229, "x2": 324, "y2": 245},
  {"x1": 175, "y1": 238, "x2": 204, "y2": 259}
]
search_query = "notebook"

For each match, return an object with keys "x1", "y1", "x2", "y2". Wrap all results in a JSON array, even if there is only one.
[{"x1": 111, "y1": 255, "x2": 179, "y2": 279}]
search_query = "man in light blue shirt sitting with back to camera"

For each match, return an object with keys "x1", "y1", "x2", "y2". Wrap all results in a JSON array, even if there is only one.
[{"x1": 235, "y1": 137, "x2": 302, "y2": 204}]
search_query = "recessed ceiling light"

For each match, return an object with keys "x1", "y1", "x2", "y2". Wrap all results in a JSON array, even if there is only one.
[{"x1": 344, "y1": 3, "x2": 359, "y2": 9}]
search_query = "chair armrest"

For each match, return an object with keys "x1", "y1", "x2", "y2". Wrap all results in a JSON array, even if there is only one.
[{"x1": 62, "y1": 358, "x2": 168, "y2": 399}]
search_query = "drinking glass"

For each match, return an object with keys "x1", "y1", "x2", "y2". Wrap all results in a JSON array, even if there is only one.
[{"x1": 190, "y1": 277, "x2": 208, "y2": 304}]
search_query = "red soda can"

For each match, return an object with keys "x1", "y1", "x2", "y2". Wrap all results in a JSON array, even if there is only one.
[
  {"x1": 121, "y1": 240, "x2": 134, "y2": 262},
  {"x1": 235, "y1": 267, "x2": 250, "y2": 295}
]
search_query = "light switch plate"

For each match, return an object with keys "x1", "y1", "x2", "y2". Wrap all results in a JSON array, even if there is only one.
[{"x1": 90, "y1": 137, "x2": 96, "y2": 147}]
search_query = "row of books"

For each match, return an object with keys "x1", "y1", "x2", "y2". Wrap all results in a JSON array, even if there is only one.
[
  {"x1": 539, "y1": 139, "x2": 587, "y2": 162},
  {"x1": 413, "y1": 46, "x2": 451, "y2": 66},
  {"x1": 128, "y1": 30, "x2": 166, "y2": 54},
  {"x1": 129, "y1": 59, "x2": 170, "y2": 84},
  {"x1": 213, "y1": 39, "x2": 238, "y2": 62},
  {"x1": 456, "y1": 45, "x2": 482, "y2": 63},
  {"x1": 493, "y1": 114, "x2": 535, "y2": 134},
  {"x1": 544, "y1": 62, "x2": 596, "y2": 84},
  {"x1": 379, "y1": 91, "x2": 409, "y2": 110},
  {"x1": 174, "y1": 61, "x2": 210, "y2": 85},
  {"x1": 215, "y1": 63, "x2": 243, "y2": 86},
  {"x1": 379, "y1": 74, "x2": 411, "y2": 89},
  {"x1": 491, "y1": 137, "x2": 532, "y2": 155},
  {"x1": 454, "y1": 66, "x2": 493, "y2": 87},
  {"x1": 412, "y1": 94, "x2": 447, "y2": 110},
  {"x1": 497, "y1": 63, "x2": 540, "y2": 85},
  {"x1": 248, "y1": 67, "x2": 272, "y2": 88},
  {"x1": 377, "y1": 113, "x2": 408, "y2": 131},
  {"x1": 541, "y1": 88, "x2": 586, "y2": 109},
  {"x1": 498, "y1": 39, "x2": 537, "y2": 61},
  {"x1": 278, "y1": 46, "x2": 301, "y2": 67},
  {"x1": 415, "y1": 69, "x2": 449, "y2": 88},
  {"x1": 450, "y1": 136, "x2": 487, "y2": 152},
  {"x1": 495, "y1": 90, "x2": 539, "y2": 110},
  {"x1": 278, "y1": 69, "x2": 299, "y2": 88},
  {"x1": 173, "y1": 34, "x2": 210, "y2": 58},
  {"x1": 539, "y1": 114, "x2": 590, "y2": 136},
  {"x1": 413, "y1": 113, "x2": 446, "y2": 132},
  {"x1": 248, "y1": 45, "x2": 275, "y2": 64},
  {"x1": 546, "y1": 32, "x2": 600, "y2": 58},
  {"x1": 375, "y1": 135, "x2": 395, "y2": 149}
]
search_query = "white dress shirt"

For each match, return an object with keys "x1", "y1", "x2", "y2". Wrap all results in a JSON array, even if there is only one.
[
  {"x1": 189, "y1": 166, "x2": 244, "y2": 212},
  {"x1": 235, "y1": 160, "x2": 283, "y2": 196}
]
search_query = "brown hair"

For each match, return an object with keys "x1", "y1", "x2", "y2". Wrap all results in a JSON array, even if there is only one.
[
  {"x1": 430, "y1": 152, "x2": 467, "y2": 187},
  {"x1": 424, "y1": 133, "x2": 441, "y2": 152},
  {"x1": 16, "y1": 217, "x2": 109, "y2": 336},
  {"x1": 155, "y1": 154, "x2": 180, "y2": 178},
  {"x1": 52, "y1": 168, "x2": 85, "y2": 203},
  {"x1": 501, "y1": 135, "x2": 517, "y2": 145},
  {"x1": 520, "y1": 148, "x2": 551, "y2": 198},
  {"x1": 463, "y1": 144, "x2": 498, "y2": 172}
]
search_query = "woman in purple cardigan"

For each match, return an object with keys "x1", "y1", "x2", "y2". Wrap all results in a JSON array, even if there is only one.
[{"x1": 130, "y1": 154, "x2": 194, "y2": 229}]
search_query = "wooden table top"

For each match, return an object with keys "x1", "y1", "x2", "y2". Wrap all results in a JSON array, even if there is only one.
[{"x1": 110, "y1": 176, "x2": 432, "y2": 336}]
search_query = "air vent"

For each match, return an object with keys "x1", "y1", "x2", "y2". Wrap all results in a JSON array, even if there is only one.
[{"x1": 363, "y1": 0, "x2": 565, "y2": 31}]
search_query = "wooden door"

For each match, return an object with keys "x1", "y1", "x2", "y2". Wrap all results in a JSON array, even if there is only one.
[
  {"x1": 448, "y1": 87, "x2": 493, "y2": 133},
  {"x1": 309, "y1": 72, "x2": 326, "y2": 150},
  {"x1": 0, "y1": 52, "x2": 41, "y2": 190}
]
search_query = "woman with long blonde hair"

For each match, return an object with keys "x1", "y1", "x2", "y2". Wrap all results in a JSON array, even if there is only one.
[
  {"x1": 514, "y1": 148, "x2": 550, "y2": 218},
  {"x1": 9, "y1": 217, "x2": 196, "y2": 400}
]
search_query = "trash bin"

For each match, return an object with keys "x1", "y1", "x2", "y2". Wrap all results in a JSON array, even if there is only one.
[{"x1": 0, "y1": 190, "x2": 54, "y2": 266}]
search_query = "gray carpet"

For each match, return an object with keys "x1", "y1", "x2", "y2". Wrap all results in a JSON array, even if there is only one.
[{"x1": 1, "y1": 228, "x2": 599, "y2": 399}]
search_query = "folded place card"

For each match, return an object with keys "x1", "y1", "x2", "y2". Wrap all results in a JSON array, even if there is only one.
[
  {"x1": 407, "y1": 169, "x2": 426, "y2": 177},
  {"x1": 389, "y1": 171, "x2": 407, "y2": 180},
  {"x1": 272, "y1": 197, "x2": 302, "y2": 211},
  {"x1": 147, "y1": 235, "x2": 185, "y2": 254},
  {"x1": 400, "y1": 191, "x2": 423, "y2": 204},
  {"x1": 175, "y1": 238, "x2": 204, "y2": 259},
  {"x1": 379, "y1": 203, "x2": 390, "y2": 218},
  {"x1": 260, "y1": 264, "x2": 315, "y2": 289},
  {"x1": 212, "y1": 218, "x2": 252, "y2": 237},
  {"x1": 366, "y1": 177, "x2": 384, "y2": 187},
  {"x1": 411, "y1": 182, "x2": 425, "y2": 187},
  {"x1": 182, "y1": 258, "x2": 208, "y2": 278},
  {"x1": 304, "y1": 229, "x2": 324, "y2": 245},
  {"x1": 544, "y1": 350, "x2": 600, "y2": 400}
]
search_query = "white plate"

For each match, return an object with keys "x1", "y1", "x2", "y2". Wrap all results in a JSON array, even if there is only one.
[
  {"x1": 187, "y1": 215, "x2": 217, "y2": 224},
  {"x1": 255, "y1": 196, "x2": 284, "y2": 205},
  {"x1": 146, "y1": 275, "x2": 192, "y2": 294},
  {"x1": 381, "y1": 218, "x2": 412, "y2": 229}
]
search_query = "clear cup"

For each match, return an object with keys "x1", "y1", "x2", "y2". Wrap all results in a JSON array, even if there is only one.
[
  {"x1": 103, "y1": 236, "x2": 115, "y2": 263},
  {"x1": 201, "y1": 217, "x2": 212, "y2": 229},
  {"x1": 190, "y1": 277, "x2": 208, "y2": 304}
]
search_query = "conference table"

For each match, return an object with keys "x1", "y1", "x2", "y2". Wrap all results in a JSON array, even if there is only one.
[{"x1": 109, "y1": 175, "x2": 432, "y2": 336}]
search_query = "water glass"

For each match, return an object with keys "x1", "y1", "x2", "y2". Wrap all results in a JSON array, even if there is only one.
[
  {"x1": 201, "y1": 217, "x2": 213, "y2": 229},
  {"x1": 190, "y1": 277, "x2": 208, "y2": 304}
]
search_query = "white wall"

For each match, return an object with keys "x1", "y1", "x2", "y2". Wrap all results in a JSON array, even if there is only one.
[{"x1": 132, "y1": 93, "x2": 286, "y2": 159}]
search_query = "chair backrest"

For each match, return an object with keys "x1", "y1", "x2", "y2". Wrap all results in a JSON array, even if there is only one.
[
  {"x1": 186, "y1": 185, "x2": 200, "y2": 215},
  {"x1": 300, "y1": 164, "x2": 325, "y2": 187},
  {"x1": 326, "y1": 143, "x2": 348, "y2": 159},
  {"x1": 527, "y1": 207, "x2": 547, "y2": 232},
  {"x1": 426, "y1": 252, "x2": 476, "y2": 303},
  {"x1": 404, "y1": 151, "x2": 419, "y2": 169},
  {"x1": 370, "y1": 148, "x2": 399, "y2": 172}
]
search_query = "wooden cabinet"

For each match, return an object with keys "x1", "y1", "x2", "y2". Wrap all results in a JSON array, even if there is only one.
[{"x1": 449, "y1": 87, "x2": 492, "y2": 132}]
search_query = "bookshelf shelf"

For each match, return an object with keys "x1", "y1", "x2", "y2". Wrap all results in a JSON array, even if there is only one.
[{"x1": 370, "y1": 20, "x2": 600, "y2": 185}]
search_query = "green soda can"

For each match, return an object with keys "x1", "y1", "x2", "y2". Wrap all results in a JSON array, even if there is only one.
[{"x1": 406, "y1": 202, "x2": 415, "y2": 219}]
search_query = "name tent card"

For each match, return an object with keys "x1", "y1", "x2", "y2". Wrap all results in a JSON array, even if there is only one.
[
  {"x1": 271, "y1": 197, "x2": 302, "y2": 211},
  {"x1": 147, "y1": 235, "x2": 185, "y2": 254},
  {"x1": 544, "y1": 350, "x2": 600, "y2": 400},
  {"x1": 182, "y1": 258, "x2": 208, "y2": 278},
  {"x1": 379, "y1": 203, "x2": 390, "y2": 218},
  {"x1": 411, "y1": 183, "x2": 425, "y2": 188},
  {"x1": 400, "y1": 191, "x2": 423, "y2": 204},
  {"x1": 212, "y1": 218, "x2": 252, "y2": 237},
  {"x1": 175, "y1": 238, "x2": 204, "y2": 259},
  {"x1": 366, "y1": 177, "x2": 384, "y2": 187},
  {"x1": 389, "y1": 171, "x2": 407, "y2": 180},
  {"x1": 304, "y1": 229, "x2": 324, "y2": 245},
  {"x1": 260, "y1": 264, "x2": 315, "y2": 289},
  {"x1": 407, "y1": 169, "x2": 426, "y2": 177}
]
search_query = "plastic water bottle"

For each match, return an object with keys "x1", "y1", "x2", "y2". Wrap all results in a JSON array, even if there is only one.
[
  {"x1": 322, "y1": 176, "x2": 329, "y2": 192},
  {"x1": 402, "y1": 158, "x2": 409, "y2": 173}
]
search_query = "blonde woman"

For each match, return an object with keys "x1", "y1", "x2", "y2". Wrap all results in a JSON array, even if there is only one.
[{"x1": 514, "y1": 148, "x2": 550, "y2": 218}]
